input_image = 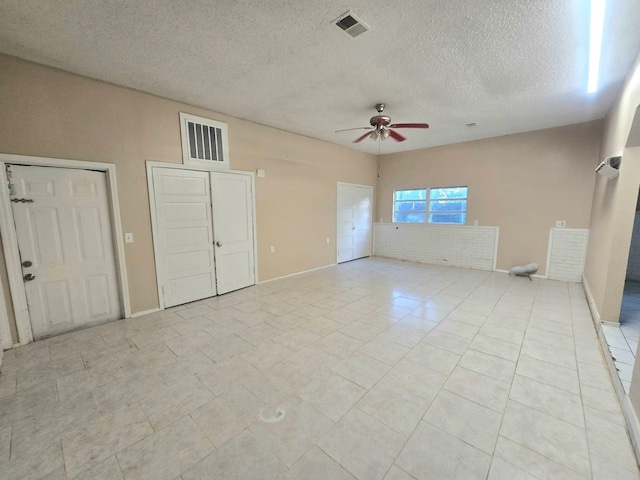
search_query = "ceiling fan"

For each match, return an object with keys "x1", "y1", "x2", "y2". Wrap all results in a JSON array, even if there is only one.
[{"x1": 336, "y1": 103, "x2": 429, "y2": 143}]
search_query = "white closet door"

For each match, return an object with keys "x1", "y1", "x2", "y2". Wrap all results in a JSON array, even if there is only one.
[
  {"x1": 153, "y1": 168, "x2": 216, "y2": 307},
  {"x1": 337, "y1": 183, "x2": 373, "y2": 263},
  {"x1": 9, "y1": 165, "x2": 121, "y2": 339},
  {"x1": 210, "y1": 172, "x2": 256, "y2": 294}
]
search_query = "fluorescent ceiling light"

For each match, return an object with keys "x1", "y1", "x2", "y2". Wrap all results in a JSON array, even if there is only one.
[{"x1": 588, "y1": 0, "x2": 606, "y2": 93}]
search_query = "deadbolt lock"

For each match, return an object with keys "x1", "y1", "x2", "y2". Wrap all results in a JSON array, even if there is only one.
[{"x1": 22, "y1": 260, "x2": 33, "y2": 268}]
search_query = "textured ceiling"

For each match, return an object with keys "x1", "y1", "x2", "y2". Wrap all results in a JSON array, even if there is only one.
[{"x1": 1, "y1": 1, "x2": 639, "y2": 154}]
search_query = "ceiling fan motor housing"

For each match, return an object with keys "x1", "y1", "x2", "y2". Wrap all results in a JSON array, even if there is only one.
[{"x1": 370, "y1": 115, "x2": 391, "y2": 127}]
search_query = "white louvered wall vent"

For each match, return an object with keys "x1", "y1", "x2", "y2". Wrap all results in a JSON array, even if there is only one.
[
  {"x1": 334, "y1": 11, "x2": 370, "y2": 38},
  {"x1": 179, "y1": 112, "x2": 229, "y2": 170}
]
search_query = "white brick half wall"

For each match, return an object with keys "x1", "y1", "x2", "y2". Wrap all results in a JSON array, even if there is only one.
[
  {"x1": 546, "y1": 228, "x2": 589, "y2": 282},
  {"x1": 374, "y1": 223, "x2": 499, "y2": 271},
  {"x1": 626, "y1": 212, "x2": 640, "y2": 281}
]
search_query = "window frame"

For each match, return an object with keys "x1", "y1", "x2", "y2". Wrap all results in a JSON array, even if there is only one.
[
  {"x1": 392, "y1": 186, "x2": 468, "y2": 225},
  {"x1": 393, "y1": 188, "x2": 427, "y2": 223},
  {"x1": 428, "y1": 186, "x2": 468, "y2": 225}
]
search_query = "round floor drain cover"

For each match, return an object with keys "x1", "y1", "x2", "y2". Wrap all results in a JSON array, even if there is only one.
[{"x1": 259, "y1": 405, "x2": 286, "y2": 423}]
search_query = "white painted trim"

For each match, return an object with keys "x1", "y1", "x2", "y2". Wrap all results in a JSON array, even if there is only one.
[
  {"x1": 622, "y1": 395, "x2": 640, "y2": 464},
  {"x1": 146, "y1": 160, "x2": 258, "y2": 310},
  {"x1": 0, "y1": 259, "x2": 12, "y2": 350},
  {"x1": 545, "y1": 229, "x2": 553, "y2": 280},
  {"x1": 582, "y1": 275, "x2": 603, "y2": 325},
  {"x1": 492, "y1": 228, "x2": 500, "y2": 272},
  {"x1": 336, "y1": 182, "x2": 374, "y2": 264},
  {"x1": 0, "y1": 153, "x2": 131, "y2": 346},
  {"x1": 0, "y1": 165, "x2": 32, "y2": 345},
  {"x1": 130, "y1": 307, "x2": 162, "y2": 318},
  {"x1": 179, "y1": 112, "x2": 230, "y2": 171},
  {"x1": 257, "y1": 263, "x2": 337, "y2": 284}
]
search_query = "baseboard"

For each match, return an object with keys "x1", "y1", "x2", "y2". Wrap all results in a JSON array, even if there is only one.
[
  {"x1": 258, "y1": 263, "x2": 337, "y2": 284},
  {"x1": 582, "y1": 275, "x2": 602, "y2": 324},
  {"x1": 623, "y1": 395, "x2": 640, "y2": 463},
  {"x1": 583, "y1": 276, "x2": 640, "y2": 463},
  {"x1": 130, "y1": 308, "x2": 162, "y2": 318}
]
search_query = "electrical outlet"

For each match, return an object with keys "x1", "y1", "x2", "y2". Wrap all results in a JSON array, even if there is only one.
[
  {"x1": 125, "y1": 233, "x2": 134, "y2": 243},
  {"x1": 257, "y1": 169, "x2": 265, "y2": 178},
  {"x1": 474, "y1": 220, "x2": 479, "y2": 226},
  {"x1": 270, "y1": 246, "x2": 275, "y2": 253},
  {"x1": 556, "y1": 220, "x2": 566, "y2": 228}
]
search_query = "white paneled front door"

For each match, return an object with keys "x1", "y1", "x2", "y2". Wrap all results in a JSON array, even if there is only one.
[
  {"x1": 337, "y1": 183, "x2": 373, "y2": 263},
  {"x1": 9, "y1": 165, "x2": 121, "y2": 339},
  {"x1": 152, "y1": 168, "x2": 217, "y2": 307},
  {"x1": 210, "y1": 172, "x2": 256, "y2": 294}
]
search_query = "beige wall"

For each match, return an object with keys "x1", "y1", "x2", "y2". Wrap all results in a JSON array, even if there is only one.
[
  {"x1": 377, "y1": 122, "x2": 602, "y2": 274},
  {"x1": 584, "y1": 146, "x2": 640, "y2": 323},
  {"x1": 0, "y1": 54, "x2": 377, "y2": 343},
  {"x1": 584, "y1": 48, "x2": 640, "y2": 325}
]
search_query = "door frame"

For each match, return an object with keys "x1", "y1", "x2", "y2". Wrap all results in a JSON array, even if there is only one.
[
  {"x1": 336, "y1": 182, "x2": 374, "y2": 264},
  {"x1": 0, "y1": 153, "x2": 131, "y2": 348},
  {"x1": 146, "y1": 161, "x2": 258, "y2": 310}
]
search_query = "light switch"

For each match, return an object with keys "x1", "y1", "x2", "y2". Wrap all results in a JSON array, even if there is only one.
[
  {"x1": 257, "y1": 169, "x2": 266, "y2": 178},
  {"x1": 270, "y1": 246, "x2": 275, "y2": 253},
  {"x1": 556, "y1": 220, "x2": 566, "y2": 228},
  {"x1": 125, "y1": 233, "x2": 134, "y2": 243}
]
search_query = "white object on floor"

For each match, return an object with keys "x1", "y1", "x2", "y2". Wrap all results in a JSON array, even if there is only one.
[{"x1": 508, "y1": 263, "x2": 538, "y2": 278}]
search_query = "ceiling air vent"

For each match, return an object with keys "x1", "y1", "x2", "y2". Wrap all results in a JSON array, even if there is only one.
[{"x1": 334, "y1": 11, "x2": 369, "y2": 38}]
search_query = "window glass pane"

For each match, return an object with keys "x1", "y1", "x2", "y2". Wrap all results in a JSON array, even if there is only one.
[
  {"x1": 395, "y1": 212, "x2": 426, "y2": 223},
  {"x1": 429, "y1": 213, "x2": 466, "y2": 224},
  {"x1": 396, "y1": 201, "x2": 426, "y2": 212},
  {"x1": 429, "y1": 200, "x2": 466, "y2": 212},
  {"x1": 395, "y1": 189, "x2": 426, "y2": 201},
  {"x1": 429, "y1": 187, "x2": 468, "y2": 200}
]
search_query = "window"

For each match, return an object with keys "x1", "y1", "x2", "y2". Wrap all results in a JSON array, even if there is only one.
[
  {"x1": 394, "y1": 189, "x2": 427, "y2": 222},
  {"x1": 429, "y1": 187, "x2": 467, "y2": 224},
  {"x1": 393, "y1": 186, "x2": 468, "y2": 224}
]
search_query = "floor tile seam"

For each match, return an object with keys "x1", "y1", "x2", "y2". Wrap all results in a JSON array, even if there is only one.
[
  {"x1": 373, "y1": 328, "x2": 460, "y2": 474},
  {"x1": 509, "y1": 373, "x2": 584, "y2": 409},
  {"x1": 498, "y1": 402, "x2": 592, "y2": 479},
  {"x1": 525, "y1": 322, "x2": 575, "y2": 339},
  {"x1": 486, "y1": 278, "x2": 539, "y2": 478}
]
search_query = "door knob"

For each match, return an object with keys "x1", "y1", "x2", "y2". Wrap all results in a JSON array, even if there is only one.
[
  {"x1": 216, "y1": 241, "x2": 222, "y2": 247},
  {"x1": 23, "y1": 273, "x2": 35, "y2": 282}
]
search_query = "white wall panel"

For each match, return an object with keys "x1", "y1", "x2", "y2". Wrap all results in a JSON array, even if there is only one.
[{"x1": 374, "y1": 223, "x2": 499, "y2": 271}]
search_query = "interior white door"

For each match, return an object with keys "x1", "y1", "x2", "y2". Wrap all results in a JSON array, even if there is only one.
[
  {"x1": 337, "y1": 183, "x2": 373, "y2": 263},
  {"x1": 9, "y1": 165, "x2": 121, "y2": 339},
  {"x1": 210, "y1": 172, "x2": 256, "y2": 294},
  {"x1": 153, "y1": 168, "x2": 217, "y2": 307}
]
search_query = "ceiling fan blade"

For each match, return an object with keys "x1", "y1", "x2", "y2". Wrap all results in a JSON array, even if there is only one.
[
  {"x1": 335, "y1": 126, "x2": 373, "y2": 133},
  {"x1": 353, "y1": 132, "x2": 372, "y2": 143},
  {"x1": 388, "y1": 129, "x2": 406, "y2": 142},
  {"x1": 389, "y1": 123, "x2": 430, "y2": 129}
]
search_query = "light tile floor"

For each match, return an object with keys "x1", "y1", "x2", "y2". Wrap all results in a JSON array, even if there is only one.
[
  {"x1": 602, "y1": 280, "x2": 640, "y2": 393},
  {"x1": 1, "y1": 257, "x2": 639, "y2": 480}
]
